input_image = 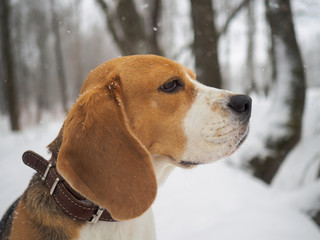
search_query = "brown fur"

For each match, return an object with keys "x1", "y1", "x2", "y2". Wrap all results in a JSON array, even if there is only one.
[
  {"x1": 9, "y1": 175, "x2": 84, "y2": 240},
  {"x1": 8, "y1": 55, "x2": 199, "y2": 238},
  {"x1": 56, "y1": 75, "x2": 157, "y2": 221},
  {"x1": 80, "y1": 55, "x2": 197, "y2": 160},
  {"x1": 55, "y1": 55, "x2": 197, "y2": 220}
]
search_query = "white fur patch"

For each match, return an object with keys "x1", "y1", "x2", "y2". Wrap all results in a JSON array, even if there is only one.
[
  {"x1": 182, "y1": 74, "x2": 248, "y2": 164},
  {"x1": 77, "y1": 209, "x2": 155, "y2": 240}
]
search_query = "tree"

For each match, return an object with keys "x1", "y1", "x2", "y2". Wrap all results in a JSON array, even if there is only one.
[
  {"x1": 314, "y1": 174, "x2": 320, "y2": 226},
  {"x1": 30, "y1": 4, "x2": 49, "y2": 123},
  {"x1": 245, "y1": 0, "x2": 257, "y2": 93},
  {"x1": 50, "y1": 0, "x2": 68, "y2": 113},
  {"x1": 190, "y1": 0, "x2": 221, "y2": 88},
  {"x1": 191, "y1": 0, "x2": 255, "y2": 88},
  {"x1": 249, "y1": 0, "x2": 306, "y2": 183},
  {"x1": 95, "y1": 0, "x2": 250, "y2": 88},
  {"x1": 0, "y1": 0, "x2": 20, "y2": 131},
  {"x1": 190, "y1": 0, "x2": 252, "y2": 88},
  {"x1": 191, "y1": 0, "x2": 250, "y2": 88},
  {"x1": 95, "y1": 0, "x2": 163, "y2": 56}
]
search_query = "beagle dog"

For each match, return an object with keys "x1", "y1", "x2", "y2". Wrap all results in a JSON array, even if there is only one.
[{"x1": 0, "y1": 55, "x2": 251, "y2": 240}]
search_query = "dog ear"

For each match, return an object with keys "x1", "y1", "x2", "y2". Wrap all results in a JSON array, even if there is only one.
[{"x1": 56, "y1": 76, "x2": 157, "y2": 221}]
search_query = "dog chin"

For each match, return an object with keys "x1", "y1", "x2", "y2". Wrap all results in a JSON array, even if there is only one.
[
  {"x1": 181, "y1": 124, "x2": 249, "y2": 167},
  {"x1": 226, "y1": 124, "x2": 249, "y2": 156},
  {"x1": 178, "y1": 160, "x2": 202, "y2": 169}
]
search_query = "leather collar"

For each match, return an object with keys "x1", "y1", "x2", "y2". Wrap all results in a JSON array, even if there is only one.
[{"x1": 22, "y1": 151, "x2": 117, "y2": 223}]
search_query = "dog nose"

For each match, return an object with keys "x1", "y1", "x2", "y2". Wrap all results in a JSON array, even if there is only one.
[{"x1": 228, "y1": 95, "x2": 252, "y2": 120}]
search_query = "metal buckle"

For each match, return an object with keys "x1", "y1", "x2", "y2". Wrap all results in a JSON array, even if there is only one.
[
  {"x1": 50, "y1": 178, "x2": 60, "y2": 195},
  {"x1": 88, "y1": 207, "x2": 105, "y2": 224},
  {"x1": 42, "y1": 163, "x2": 52, "y2": 181}
]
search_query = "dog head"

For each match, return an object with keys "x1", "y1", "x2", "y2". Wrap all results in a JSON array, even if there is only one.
[{"x1": 53, "y1": 55, "x2": 251, "y2": 221}]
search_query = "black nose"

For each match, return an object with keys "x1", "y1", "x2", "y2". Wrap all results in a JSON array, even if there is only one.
[{"x1": 228, "y1": 95, "x2": 252, "y2": 120}]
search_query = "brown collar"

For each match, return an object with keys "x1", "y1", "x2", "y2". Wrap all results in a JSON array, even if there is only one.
[{"x1": 22, "y1": 150, "x2": 117, "y2": 223}]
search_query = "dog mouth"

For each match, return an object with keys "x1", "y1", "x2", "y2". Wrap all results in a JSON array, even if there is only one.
[
  {"x1": 164, "y1": 123, "x2": 249, "y2": 168},
  {"x1": 163, "y1": 155, "x2": 202, "y2": 168},
  {"x1": 179, "y1": 161, "x2": 202, "y2": 168}
]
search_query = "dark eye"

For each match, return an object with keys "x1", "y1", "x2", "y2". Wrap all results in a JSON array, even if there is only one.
[{"x1": 159, "y1": 79, "x2": 184, "y2": 93}]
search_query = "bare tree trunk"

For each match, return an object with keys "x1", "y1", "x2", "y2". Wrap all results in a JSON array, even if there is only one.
[
  {"x1": 95, "y1": 0, "x2": 163, "y2": 56},
  {"x1": 265, "y1": 0, "x2": 277, "y2": 95},
  {"x1": 189, "y1": 0, "x2": 251, "y2": 88},
  {"x1": 316, "y1": 139, "x2": 320, "y2": 225},
  {"x1": 313, "y1": 214, "x2": 320, "y2": 228},
  {"x1": 249, "y1": 0, "x2": 306, "y2": 184},
  {"x1": 36, "y1": 31, "x2": 48, "y2": 123},
  {"x1": 31, "y1": 8, "x2": 49, "y2": 123},
  {"x1": 116, "y1": 0, "x2": 147, "y2": 54},
  {"x1": 50, "y1": 0, "x2": 68, "y2": 113},
  {"x1": 150, "y1": 0, "x2": 162, "y2": 53},
  {"x1": 73, "y1": 1, "x2": 84, "y2": 98},
  {"x1": 0, "y1": 0, "x2": 20, "y2": 131},
  {"x1": 246, "y1": 0, "x2": 257, "y2": 93},
  {"x1": 190, "y1": 0, "x2": 221, "y2": 88}
]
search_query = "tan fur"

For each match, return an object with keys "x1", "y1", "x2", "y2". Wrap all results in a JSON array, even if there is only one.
[
  {"x1": 80, "y1": 56, "x2": 196, "y2": 162},
  {"x1": 9, "y1": 176, "x2": 83, "y2": 240},
  {"x1": 9, "y1": 201, "x2": 38, "y2": 240},
  {"x1": 56, "y1": 76, "x2": 157, "y2": 221},
  {"x1": 56, "y1": 55, "x2": 196, "y2": 220}
]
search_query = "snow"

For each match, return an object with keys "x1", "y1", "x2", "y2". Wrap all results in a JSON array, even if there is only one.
[
  {"x1": 0, "y1": 119, "x2": 62, "y2": 211},
  {"x1": 154, "y1": 160, "x2": 320, "y2": 240},
  {"x1": 272, "y1": 88, "x2": 320, "y2": 190},
  {"x1": 1, "y1": 89, "x2": 320, "y2": 239}
]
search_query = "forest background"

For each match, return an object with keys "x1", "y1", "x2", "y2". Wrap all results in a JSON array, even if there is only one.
[{"x1": 1, "y1": 0, "x2": 320, "y2": 238}]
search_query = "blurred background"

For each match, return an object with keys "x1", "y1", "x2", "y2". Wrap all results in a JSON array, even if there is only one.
[{"x1": 1, "y1": 0, "x2": 320, "y2": 239}]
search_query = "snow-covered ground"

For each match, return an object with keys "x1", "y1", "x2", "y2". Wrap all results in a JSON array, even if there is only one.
[
  {"x1": 154, "y1": 162, "x2": 320, "y2": 240},
  {"x1": 1, "y1": 89, "x2": 320, "y2": 239}
]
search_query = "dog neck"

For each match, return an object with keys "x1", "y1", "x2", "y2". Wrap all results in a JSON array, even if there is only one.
[{"x1": 151, "y1": 155, "x2": 175, "y2": 186}]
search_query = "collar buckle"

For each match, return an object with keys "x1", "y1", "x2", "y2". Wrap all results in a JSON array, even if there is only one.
[
  {"x1": 50, "y1": 178, "x2": 60, "y2": 195},
  {"x1": 42, "y1": 163, "x2": 52, "y2": 181},
  {"x1": 88, "y1": 207, "x2": 105, "y2": 224}
]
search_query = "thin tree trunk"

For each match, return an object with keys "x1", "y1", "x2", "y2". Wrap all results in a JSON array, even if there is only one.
[
  {"x1": 265, "y1": 0, "x2": 277, "y2": 95},
  {"x1": 150, "y1": 0, "x2": 162, "y2": 54},
  {"x1": 316, "y1": 151, "x2": 320, "y2": 226},
  {"x1": 50, "y1": 0, "x2": 68, "y2": 113},
  {"x1": 36, "y1": 32, "x2": 48, "y2": 123},
  {"x1": 249, "y1": 0, "x2": 306, "y2": 184},
  {"x1": 95, "y1": 0, "x2": 163, "y2": 56},
  {"x1": 246, "y1": 0, "x2": 257, "y2": 93},
  {"x1": 116, "y1": 0, "x2": 147, "y2": 54},
  {"x1": 73, "y1": 1, "x2": 84, "y2": 97},
  {"x1": 0, "y1": 0, "x2": 20, "y2": 131},
  {"x1": 31, "y1": 7, "x2": 49, "y2": 123},
  {"x1": 190, "y1": 0, "x2": 250, "y2": 88},
  {"x1": 190, "y1": 0, "x2": 221, "y2": 88}
]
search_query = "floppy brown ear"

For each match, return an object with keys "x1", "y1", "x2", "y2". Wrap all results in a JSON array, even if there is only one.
[{"x1": 56, "y1": 76, "x2": 157, "y2": 221}]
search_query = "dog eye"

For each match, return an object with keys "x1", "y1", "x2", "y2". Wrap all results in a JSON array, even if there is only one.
[{"x1": 159, "y1": 79, "x2": 184, "y2": 93}]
